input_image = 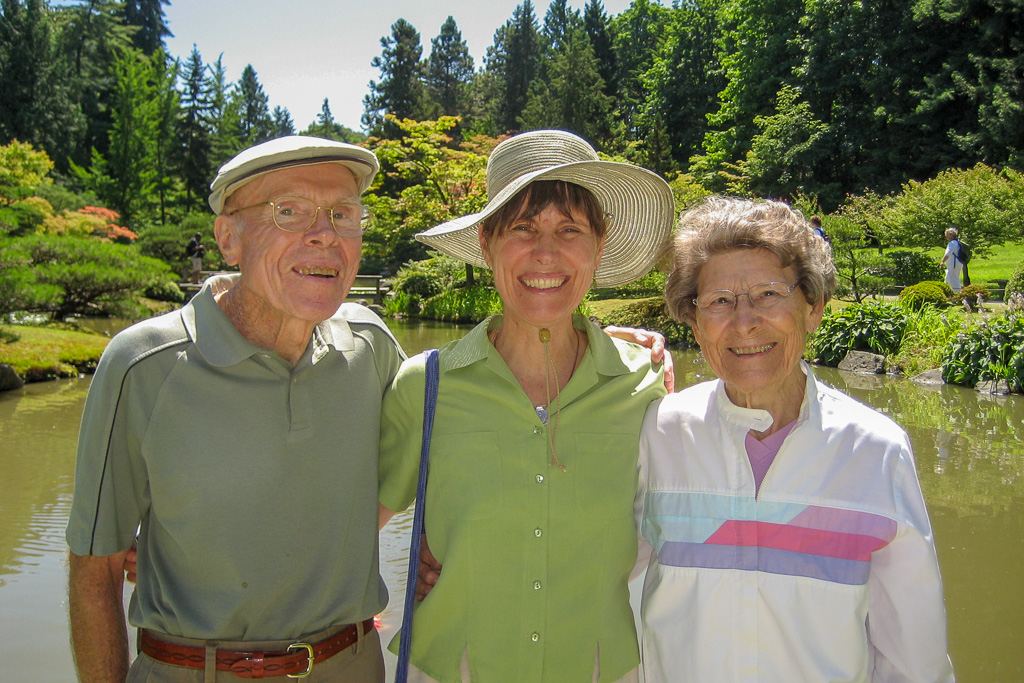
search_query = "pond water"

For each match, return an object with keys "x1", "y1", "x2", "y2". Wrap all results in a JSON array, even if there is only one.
[{"x1": 1, "y1": 318, "x2": 1022, "y2": 681}]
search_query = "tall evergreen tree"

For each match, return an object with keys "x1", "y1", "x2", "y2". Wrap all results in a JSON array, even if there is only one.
[
  {"x1": 271, "y1": 106, "x2": 295, "y2": 138},
  {"x1": 205, "y1": 55, "x2": 241, "y2": 167},
  {"x1": 150, "y1": 49, "x2": 179, "y2": 222},
  {"x1": 500, "y1": 1, "x2": 541, "y2": 132},
  {"x1": 303, "y1": 98, "x2": 360, "y2": 142},
  {"x1": 233, "y1": 64, "x2": 274, "y2": 146},
  {"x1": 177, "y1": 46, "x2": 212, "y2": 210},
  {"x1": 519, "y1": 25, "x2": 613, "y2": 144},
  {"x1": 122, "y1": 0, "x2": 171, "y2": 55},
  {"x1": 583, "y1": 0, "x2": 617, "y2": 99},
  {"x1": 51, "y1": 0, "x2": 133, "y2": 164},
  {"x1": 426, "y1": 16, "x2": 474, "y2": 117},
  {"x1": 362, "y1": 18, "x2": 431, "y2": 136},
  {"x1": 541, "y1": 0, "x2": 582, "y2": 55},
  {"x1": 611, "y1": 0, "x2": 670, "y2": 138},
  {"x1": 0, "y1": 0, "x2": 86, "y2": 170}
]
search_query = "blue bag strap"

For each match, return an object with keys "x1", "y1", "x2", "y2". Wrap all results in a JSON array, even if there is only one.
[{"x1": 395, "y1": 348, "x2": 439, "y2": 683}]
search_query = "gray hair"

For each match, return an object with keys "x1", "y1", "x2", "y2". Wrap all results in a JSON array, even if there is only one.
[{"x1": 665, "y1": 196, "x2": 836, "y2": 325}]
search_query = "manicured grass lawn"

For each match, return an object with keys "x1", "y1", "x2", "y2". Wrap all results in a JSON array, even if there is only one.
[
  {"x1": 0, "y1": 324, "x2": 110, "y2": 382},
  {"x1": 921, "y1": 241, "x2": 1023, "y2": 284}
]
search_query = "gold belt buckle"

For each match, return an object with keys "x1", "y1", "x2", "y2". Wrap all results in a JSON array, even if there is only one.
[{"x1": 287, "y1": 642, "x2": 314, "y2": 678}]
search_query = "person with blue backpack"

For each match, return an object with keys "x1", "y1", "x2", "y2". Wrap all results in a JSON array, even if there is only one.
[{"x1": 941, "y1": 227, "x2": 965, "y2": 292}]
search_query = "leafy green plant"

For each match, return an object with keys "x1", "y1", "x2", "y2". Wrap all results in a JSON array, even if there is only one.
[
  {"x1": 889, "y1": 306, "x2": 965, "y2": 375},
  {"x1": 941, "y1": 314, "x2": 1024, "y2": 391},
  {"x1": 1006, "y1": 258, "x2": 1024, "y2": 301},
  {"x1": 420, "y1": 285, "x2": 502, "y2": 323},
  {"x1": 950, "y1": 283, "x2": 991, "y2": 307},
  {"x1": 601, "y1": 270, "x2": 667, "y2": 299},
  {"x1": 810, "y1": 302, "x2": 908, "y2": 366},
  {"x1": 898, "y1": 281, "x2": 951, "y2": 311},
  {"x1": 599, "y1": 297, "x2": 696, "y2": 347},
  {"x1": 879, "y1": 250, "x2": 943, "y2": 286}
]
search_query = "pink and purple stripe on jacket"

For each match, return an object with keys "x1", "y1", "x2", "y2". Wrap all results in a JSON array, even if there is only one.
[{"x1": 643, "y1": 492, "x2": 898, "y2": 585}]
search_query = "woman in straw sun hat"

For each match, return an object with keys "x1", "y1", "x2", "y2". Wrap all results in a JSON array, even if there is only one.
[{"x1": 378, "y1": 129, "x2": 675, "y2": 682}]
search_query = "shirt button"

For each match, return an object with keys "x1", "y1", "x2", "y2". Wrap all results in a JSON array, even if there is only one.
[
  {"x1": 533, "y1": 426, "x2": 542, "y2": 435},
  {"x1": 531, "y1": 632, "x2": 540, "y2": 642},
  {"x1": 534, "y1": 528, "x2": 543, "y2": 538},
  {"x1": 535, "y1": 474, "x2": 544, "y2": 484},
  {"x1": 534, "y1": 581, "x2": 542, "y2": 590}
]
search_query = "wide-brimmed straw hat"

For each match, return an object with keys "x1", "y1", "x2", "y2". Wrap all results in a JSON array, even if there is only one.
[
  {"x1": 415, "y1": 130, "x2": 675, "y2": 287},
  {"x1": 208, "y1": 136, "x2": 379, "y2": 215}
]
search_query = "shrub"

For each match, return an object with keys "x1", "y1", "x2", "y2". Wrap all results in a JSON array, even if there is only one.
[
  {"x1": 1006, "y1": 259, "x2": 1024, "y2": 301},
  {"x1": 810, "y1": 302, "x2": 907, "y2": 366},
  {"x1": 143, "y1": 279, "x2": 185, "y2": 303},
  {"x1": 601, "y1": 269, "x2": 667, "y2": 298},
  {"x1": 420, "y1": 285, "x2": 502, "y2": 323},
  {"x1": 942, "y1": 314, "x2": 1024, "y2": 391},
  {"x1": 898, "y1": 280, "x2": 951, "y2": 311},
  {"x1": 599, "y1": 297, "x2": 696, "y2": 347},
  {"x1": 889, "y1": 306, "x2": 965, "y2": 376},
  {"x1": 381, "y1": 291, "x2": 420, "y2": 317},
  {"x1": 950, "y1": 283, "x2": 991, "y2": 307},
  {"x1": 879, "y1": 250, "x2": 943, "y2": 286}
]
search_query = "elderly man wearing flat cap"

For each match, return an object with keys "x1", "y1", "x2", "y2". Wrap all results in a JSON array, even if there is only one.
[{"x1": 66, "y1": 137, "x2": 403, "y2": 682}]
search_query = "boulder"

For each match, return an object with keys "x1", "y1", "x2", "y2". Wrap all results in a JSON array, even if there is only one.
[
  {"x1": 975, "y1": 379, "x2": 1011, "y2": 395},
  {"x1": 911, "y1": 369, "x2": 946, "y2": 385},
  {"x1": 0, "y1": 363, "x2": 25, "y2": 392},
  {"x1": 838, "y1": 350, "x2": 885, "y2": 374}
]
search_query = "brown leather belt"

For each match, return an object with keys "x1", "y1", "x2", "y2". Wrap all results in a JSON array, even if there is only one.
[{"x1": 139, "y1": 618, "x2": 375, "y2": 678}]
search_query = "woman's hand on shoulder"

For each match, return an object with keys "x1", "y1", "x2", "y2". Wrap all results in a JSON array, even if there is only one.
[{"x1": 602, "y1": 325, "x2": 675, "y2": 393}]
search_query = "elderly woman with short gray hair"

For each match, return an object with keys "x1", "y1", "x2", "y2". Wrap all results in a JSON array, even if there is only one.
[{"x1": 636, "y1": 196, "x2": 955, "y2": 682}]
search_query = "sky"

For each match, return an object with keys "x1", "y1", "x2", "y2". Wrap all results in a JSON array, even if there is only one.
[{"x1": 162, "y1": 0, "x2": 645, "y2": 133}]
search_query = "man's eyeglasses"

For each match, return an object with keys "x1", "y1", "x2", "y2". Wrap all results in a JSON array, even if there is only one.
[
  {"x1": 693, "y1": 282, "x2": 799, "y2": 316},
  {"x1": 228, "y1": 196, "x2": 371, "y2": 237}
]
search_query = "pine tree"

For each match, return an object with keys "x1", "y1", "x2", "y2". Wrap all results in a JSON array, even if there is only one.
[
  {"x1": 426, "y1": 16, "x2": 474, "y2": 117},
  {"x1": 0, "y1": 0, "x2": 86, "y2": 170},
  {"x1": 151, "y1": 49, "x2": 179, "y2": 222},
  {"x1": 541, "y1": 0, "x2": 582, "y2": 55},
  {"x1": 205, "y1": 55, "x2": 241, "y2": 168},
  {"x1": 500, "y1": 1, "x2": 541, "y2": 132},
  {"x1": 272, "y1": 106, "x2": 295, "y2": 138},
  {"x1": 177, "y1": 46, "x2": 212, "y2": 210},
  {"x1": 121, "y1": 0, "x2": 171, "y2": 55},
  {"x1": 583, "y1": 0, "x2": 617, "y2": 99},
  {"x1": 233, "y1": 64, "x2": 274, "y2": 146},
  {"x1": 363, "y1": 19, "x2": 431, "y2": 136}
]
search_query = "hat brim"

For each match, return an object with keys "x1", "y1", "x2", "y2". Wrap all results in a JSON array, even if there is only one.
[{"x1": 416, "y1": 160, "x2": 675, "y2": 288}]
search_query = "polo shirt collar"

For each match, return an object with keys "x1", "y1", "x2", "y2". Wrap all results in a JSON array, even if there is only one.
[{"x1": 183, "y1": 274, "x2": 350, "y2": 367}]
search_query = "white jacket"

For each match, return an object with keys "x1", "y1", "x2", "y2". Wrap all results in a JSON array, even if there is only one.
[{"x1": 636, "y1": 366, "x2": 954, "y2": 682}]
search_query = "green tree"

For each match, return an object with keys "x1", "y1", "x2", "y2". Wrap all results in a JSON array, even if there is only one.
[
  {"x1": 365, "y1": 116, "x2": 496, "y2": 274},
  {"x1": 121, "y1": 0, "x2": 170, "y2": 55},
  {"x1": 426, "y1": 16, "x2": 475, "y2": 117},
  {"x1": 691, "y1": 0, "x2": 804, "y2": 189},
  {"x1": 363, "y1": 19, "x2": 432, "y2": 136},
  {"x1": 0, "y1": 0, "x2": 86, "y2": 170},
  {"x1": 738, "y1": 85, "x2": 831, "y2": 200},
  {"x1": 303, "y1": 98, "x2": 362, "y2": 142},
  {"x1": 0, "y1": 234, "x2": 175, "y2": 319},
  {"x1": 74, "y1": 48, "x2": 159, "y2": 225},
  {"x1": 611, "y1": 0, "x2": 670, "y2": 139},
  {"x1": 583, "y1": 0, "x2": 617, "y2": 99},
  {"x1": 541, "y1": 0, "x2": 582, "y2": 55},
  {"x1": 0, "y1": 139, "x2": 54, "y2": 203},
  {"x1": 499, "y1": 1, "x2": 541, "y2": 132},
  {"x1": 206, "y1": 55, "x2": 242, "y2": 168},
  {"x1": 875, "y1": 164, "x2": 1024, "y2": 257},
  {"x1": 271, "y1": 106, "x2": 295, "y2": 138},
  {"x1": 150, "y1": 49, "x2": 179, "y2": 223},
  {"x1": 233, "y1": 64, "x2": 274, "y2": 145},
  {"x1": 177, "y1": 46, "x2": 213, "y2": 210},
  {"x1": 519, "y1": 26, "x2": 613, "y2": 144}
]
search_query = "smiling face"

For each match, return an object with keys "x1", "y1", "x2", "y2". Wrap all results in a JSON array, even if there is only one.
[
  {"x1": 480, "y1": 202, "x2": 604, "y2": 330},
  {"x1": 215, "y1": 163, "x2": 362, "y2": 332},
  {"x1": 692, "y1": 248, "x2": 824, "y2": 411}
]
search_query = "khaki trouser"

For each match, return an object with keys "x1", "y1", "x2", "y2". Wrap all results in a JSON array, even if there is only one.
[{"x1": 127, "y1": 624, "x2": 384, "y2": 683}]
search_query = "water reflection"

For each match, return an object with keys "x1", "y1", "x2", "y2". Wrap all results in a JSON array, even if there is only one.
[{"x1": 0, "y1": 324, "x2": 1022, "y2": 680}]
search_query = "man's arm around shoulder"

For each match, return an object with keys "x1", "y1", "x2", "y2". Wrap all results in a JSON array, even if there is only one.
[{"x1": 68, "y1": 549, "x2": 130, "y2": 682}]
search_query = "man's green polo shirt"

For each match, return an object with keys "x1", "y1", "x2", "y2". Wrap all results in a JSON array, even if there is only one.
[
  {"x1": 67, "y1": 275, "x2": 404, "y2": 640},
  {"x1": 379, "y1": 314, "x2": 666, "y2": 682}
]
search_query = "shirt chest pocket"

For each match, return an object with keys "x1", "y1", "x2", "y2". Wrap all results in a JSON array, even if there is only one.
[
  {"x1": 427, "y1": 432, "x2": 502, "y2": 521},
  {"x1": 572, "y1": 434, "x2": 640, "y2": 520}
]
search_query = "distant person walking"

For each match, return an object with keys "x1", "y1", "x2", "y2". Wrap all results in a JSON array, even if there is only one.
[
  {"x1": 186, "y1": 231, "x2": 205, "y2": 283},
  {"x1": 940, "y1": 227, "x2": 963, "y2": 292}
]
